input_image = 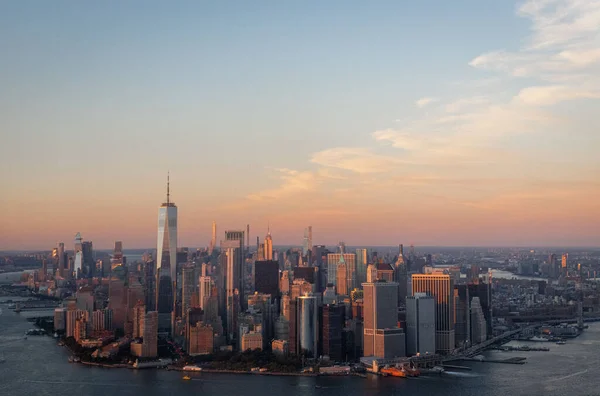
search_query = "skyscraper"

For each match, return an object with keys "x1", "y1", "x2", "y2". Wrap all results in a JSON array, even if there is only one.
[
  {"x1": 356, "y1": 248, "x2": 368, "y2": 287},
  {"x1": 327, "y1": 253, "x2": 356, "y2": 287},
  {"x1": 57, "y1": 242, "x2": 65, "y2": 277},
  {"x1": 254, "y1": 260, "x2": 279, "y2": 297},
  {"x1": 73, "y1": 232, "x2": 83, "y2": 277},
  {"x1": 182, "y1": 266, "x2": 196, "y2": 323},
  {"x1": 412, "y1": 274, "x2": 455, "y2": 354},
  {"x1": 394, "y1": 245, "x2": 408, "y2": 305},
  {"x1": 362, "y1": 281, "x2": 404, "y2": 359},
  {"x1": 336, "y1": 258, "x2": 348, "y2": 296},
  {"x1": 470, "y1": 297, "x2": 487, "y2": 344},
  {"x1": 209, "y1": 221, "x2": 217, "y2": 255},
  {"x1": 156, "y1": 174, "x2": 177, "y2": 334},
  {"x1": 406, "y1": 293, "x2": 435, "y2": 355},
  {"x1": 322, "y1": 303, "x2": 345, "y2": 361},
  {"x1": 298, "y1": 294, "x2": 318, "y2": 358},
  {"x1": 264, "y1": 228, "x2": 273, "y2": 261},
  {"x1": 199, "y1": 275, "x2": 212, "y2": 311},
  {"x1": 82, "y1": 241, "x2": 94, "y2": 278}
]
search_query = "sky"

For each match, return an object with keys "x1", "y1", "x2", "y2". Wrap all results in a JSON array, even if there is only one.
[{"x1": 1, "y1": 0, "x2": 599, "y2": 250}]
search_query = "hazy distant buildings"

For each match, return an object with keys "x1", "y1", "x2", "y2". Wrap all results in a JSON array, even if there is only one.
[{"x1": 412, "y1": 274, "x2": 455, "y2": 354}]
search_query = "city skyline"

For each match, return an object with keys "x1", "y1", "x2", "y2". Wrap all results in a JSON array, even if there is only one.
[{"x1": 2, "y1": 0, "x2": 600, "y2": 249}]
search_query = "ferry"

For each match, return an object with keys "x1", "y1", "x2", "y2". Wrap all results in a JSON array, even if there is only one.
[
  {"x1": 380, "y1": 366, "x2": 408, "y2": 378},
  {"x1": 182, "y1": 365, "x2": 203, "y2": 372},
  {"x1": 556, "y1": 340, "x2": 566, "y2": 345},
  {"x1": 182, "y1": 376, "x2": 191, "y2": 381},
  {"x1": 529, "y1": 336, "x2": 549, "y2": 342}
]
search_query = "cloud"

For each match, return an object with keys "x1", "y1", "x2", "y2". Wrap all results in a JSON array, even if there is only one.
[
  {"x1": 247, "y1": 168, "x2": 317, "y2": 201},
  {"x1": 310, "y1": 147, "x2": 404, "y2": 174},
  {"x1": 444, "y1": 96, "x2": 490, "y2": 113},
  {"x1": 415, "y1": 97, "x2": 438, "y2": 108},
  {"x1": 514, "y1": 85, "x2": 600, "y2": 106}
]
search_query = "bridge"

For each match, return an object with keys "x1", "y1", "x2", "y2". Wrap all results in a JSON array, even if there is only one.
[{"x1": 444, "y1": 317, "x2": 600, "y2": 362}]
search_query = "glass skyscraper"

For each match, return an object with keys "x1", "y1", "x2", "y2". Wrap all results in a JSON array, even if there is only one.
[{"x1": 156, "y1": 175, "x2": 177, "y2": 334}]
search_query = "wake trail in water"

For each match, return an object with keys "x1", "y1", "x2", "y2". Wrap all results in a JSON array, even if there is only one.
[{"x1": 546, "y1": 369, "x2": 588, "y2": 383}]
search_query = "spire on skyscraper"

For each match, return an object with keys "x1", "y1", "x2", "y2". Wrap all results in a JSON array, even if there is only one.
[{"x1": 166, "y1": 171, "x2": 170, "y2": 204}]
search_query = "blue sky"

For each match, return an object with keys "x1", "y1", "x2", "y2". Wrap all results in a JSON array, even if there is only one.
[{"x1": 1, "y1": 0, "x2": 599, "y2": 249}]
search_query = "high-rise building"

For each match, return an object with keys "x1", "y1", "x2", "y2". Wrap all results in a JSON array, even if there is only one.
[
  {"x1": 412, "y1": 274, "x2": 455, "y2": 354},
  {"x1": 470, "y1": 297, "x2": 487, "y2": 344},
  {"x1": 467, "y1": 282, "x2": 493, "y2": 338},
  {"x1": 143, "y1": 260, "x2": 156, "y2": 311},
  {"x1": 142, "y1": 311, "x2": 158, "y2": 357},
  {"x1": 327, "y1": 253, "x2": 356, "y2": 286},
  {"x1": 182, "y1": 266, "x2": 196, "y2": 323},
  {"x1": 288, "y1": 299, "x2": 298, "y2": 355},
  {"x1": 73, "y1": 233, "x2": 83, "y2": 277},
  {"x1": 188, "y1": 323, "x2": 214, "y2": 355},
  {"x1": 156, "y1": 174, "x2": 177, "y2": 335},
  {"x1": 363, "y1": 281, "x2": 404, "y2": 359},
  {"x1": 254, "y1": 260, "x2": 279, "y2": 297},
  {"x1": 57, "y1": 242, "x2": 65, "y2": 277},
  {"x1": 199, "y1": 275, "x2": 212, "y2": 311},
  {"x1": 108, "y1": 276, "x2": 127, "y2": 331},
  {"x1": 223, "y1": 230, "x2": 245, "y2": 300},
  {"x1": 54, "y1": 307, "x2": 66, "y2": 332},
  {"x1": 132, "y1": 302, "x2": 146, "y2": 338},
  {"x1": 298, "y1": 295, "x2": 318, "y2": 358},
  {"x1": 322, "y1": 303, "x2": 345, "y2": 361},
  {"x1": 209, "y1": 221, "x2": 217, "y2": 255},
  {"x1": 82, "y1": 241, "x2": 94, "y2": 278},
  {"x1": 336, "y1": 259, "x2": 348, "y2": 296},
  {"x1": 356, "y1": 249, "x2": 368, "y2": 287},
  {"x1": 394, "y1": 245, "x2": 408, "y2": 305},
  {"x1": 264, "y1": 228, "x2": 273, "y2": 261},
  {"x1": 406, "y1": 292, "x2": 435, "y2": 356},
  {"x1": 454, "y1": 285, "x2": 470, "y2": 347}
]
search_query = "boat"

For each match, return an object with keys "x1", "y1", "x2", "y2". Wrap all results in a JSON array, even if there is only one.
[
  {"x1": 402, "y1": 366, "x2": 421, "y2": 377},
  {"x1": 182, "y1": 376, "x2": 191, "y2": 381},
  {"x1": 380, "y1": 366, "x2": 408, "y2": 378},
  {"x1": 431, "y1": 366, "x2": 445, "y2": 374},
  {"x1": 556, "y1": 340, "x2": 566, "y2": 345}
]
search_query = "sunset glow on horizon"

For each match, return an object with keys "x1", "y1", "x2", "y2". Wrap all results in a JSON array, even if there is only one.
[{"x1": 2, "y1": 1, "x2": 599, "y2": 250}]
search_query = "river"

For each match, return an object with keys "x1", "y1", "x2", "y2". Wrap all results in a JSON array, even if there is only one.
[{"x1": 1, "y1": 297, "x2": 599, "y2": 396}]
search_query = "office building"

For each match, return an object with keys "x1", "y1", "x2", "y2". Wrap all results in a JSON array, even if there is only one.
[
  {"x1": 406, "y1": 293, "x2": 435, "y2": 355},
  {"x1": 199, "y1": 275, "x2": 212, "y2": 311},
  {"x1": 209, "y1": 221, "x2": 217, "y2": 255},
  {"x1": 298, "y1": 295, "x2": 318, "y2": 357},
  {"x1": 182, "y1": 266, "x2": 195, "y2": 323},
  {"x1": 363, "y1": 281, "x2": 403, "y2": 359},
  {"x1": 272, "y1": 339, "x2": 289, "y2": 358},
  {"x1": 156, "y1": 174, "x2": 177, "y2": 334},
  {"x1": 188, "y1": 322, "x2": 214, "y2": 355},
  {"x1": 412, "y1": 274, "x2": 455, "y2": 354},
  {"x1": 394, "y1": 245, "x2": 408, "y2": 305},
  {"x1": 327, "y1": 253, "x2": 356, "y2": 287},
  {"x1": 73, "y1": 232, "x2": 83, "y2": 277},
  {"x1": 322, "y1": 303, "x2": 345, "y2": 361},
  {"x1": 264, "y1": 228, "x2": 273, "y2": 261},
  {"x1": 336, "y1": 259, "x2": 348, "y2": 296},
  {"x1": 454, "y1": 285, "x2": 471, "y2": 347},
  {"x1": 356, "y1": 248, "x2": 368, "y2": 287},
  {"x1": 241, "y1": 331, "x2": 263, "y2": 351},
  {"x1": 470, "y1": 297, "x2": 487, "y2": 344},
  {"x1": 132, "y1": 302, "x2": 146, "y2": 338},
  {"x1": 57, "y1": 242, "x2": 66, "y2": 277},
  {"x1": 54, "y1": 307, "x2": 66, "y2": 332},
  {"x1": 254, "y1": 260, "x2": 279, "y2": 297},
  {"x1": 82, "y1": 241, "x2": 94, "y2": 278},
  {"x1": 143, "y1": 260, "x2": 156, "y2": 311},
  {"x1": 468, "y1": 281, "x2": 493, "y2": 338}
]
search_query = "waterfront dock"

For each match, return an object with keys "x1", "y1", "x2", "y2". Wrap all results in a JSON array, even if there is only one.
[{"x1": 461, "y1": 357, "x2": 527, "y2": 365}]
